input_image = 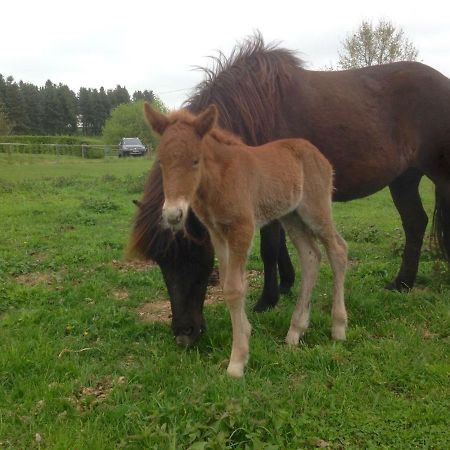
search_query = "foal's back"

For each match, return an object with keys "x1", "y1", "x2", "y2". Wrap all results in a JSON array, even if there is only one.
[{"x1": 235, "y1": 138, "x2": 334, "y2": 226}]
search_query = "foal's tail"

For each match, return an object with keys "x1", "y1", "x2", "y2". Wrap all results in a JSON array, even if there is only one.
[{"x1": 431, "y1": 187, "x2": 450, "y2": 265}]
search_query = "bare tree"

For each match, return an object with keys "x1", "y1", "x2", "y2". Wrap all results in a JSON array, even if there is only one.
[{"x1": 338, "y1": 20, "x2": 419, "y2": 69}]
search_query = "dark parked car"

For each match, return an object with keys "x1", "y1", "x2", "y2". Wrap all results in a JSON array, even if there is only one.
[{"x1": 118, "y1": 137, "x2": 147, "y2": 157}]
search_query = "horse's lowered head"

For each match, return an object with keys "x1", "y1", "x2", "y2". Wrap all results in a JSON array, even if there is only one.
[{"x1": 144, "y1": 102, "x2": 218, "y2": 233}]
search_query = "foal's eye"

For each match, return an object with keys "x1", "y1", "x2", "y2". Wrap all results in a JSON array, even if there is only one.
[{"x1": 192, "y1": 158, "x2": 200, "y2": 167}]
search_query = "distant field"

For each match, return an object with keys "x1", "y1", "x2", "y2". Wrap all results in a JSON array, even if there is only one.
[{"x1": 1, "y1": 155, "x2": 449, "y2": 449}]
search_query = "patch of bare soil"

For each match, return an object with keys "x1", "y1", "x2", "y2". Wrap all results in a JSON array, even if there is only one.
[
  {"x1": 30, "y1": 251, "x2": 48, "y2": 262},
  {"x1": 112, "y1": 259, "x2": 155, "y2": 272},
  {"x1": 136, "y1": 269, "x2": 263, "y2": 323},
  {"x1": 112, "y1": 288, "x2": 129, "y2": 300},
  {"x1": 15, "y1": 272, "x2": 55, "y2": 287},
  {"x1": 69, "y1": 376, "x2": 127, "y2": 412}
]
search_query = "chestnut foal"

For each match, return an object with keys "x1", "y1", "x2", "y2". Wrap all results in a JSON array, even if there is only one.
[{"x1": 144, "y1": 103, "x2": 348, "y2": 378}]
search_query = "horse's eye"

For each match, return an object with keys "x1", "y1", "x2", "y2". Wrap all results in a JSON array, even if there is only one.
[{"x1": 192, "y1": 158, "x2": 200, "y2": 167}]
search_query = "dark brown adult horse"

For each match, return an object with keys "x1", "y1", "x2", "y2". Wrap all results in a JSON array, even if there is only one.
[{"x1": 128, "y1": 34, "x2": 450, "y2": 347}]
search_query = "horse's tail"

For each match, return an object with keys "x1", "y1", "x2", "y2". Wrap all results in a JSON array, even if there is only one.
[{"x1": 431, "y1": 186, "x2": 450, "y2": 265}]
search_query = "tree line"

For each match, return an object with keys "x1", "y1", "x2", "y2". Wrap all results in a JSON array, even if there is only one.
[{"x1": 0, "y1": 75, "x2": 155, "y2": 136}]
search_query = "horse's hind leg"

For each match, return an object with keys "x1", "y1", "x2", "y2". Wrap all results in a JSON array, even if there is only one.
[
  {"x1": 387, "y1": 169, "x2": 427, "y2": 290},
  {"x1": 423, "y1": 158, "x2": 450, "y2": 264},
  {"x1": 280, "y1": 215, "x2": 321, "y2": 345}
]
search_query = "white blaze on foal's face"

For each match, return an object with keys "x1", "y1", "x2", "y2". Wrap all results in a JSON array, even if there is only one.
[{"x1": 158, "y1": 126, "x2": 203, "y2": 232}]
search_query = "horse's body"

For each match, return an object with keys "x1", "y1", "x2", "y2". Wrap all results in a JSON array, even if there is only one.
[
  {"x1": 128, "y1": 36, "x2": 450, "y2": 347},
  {"x1": 145, "y1": 103, "x2": 348, "y2": 377}
]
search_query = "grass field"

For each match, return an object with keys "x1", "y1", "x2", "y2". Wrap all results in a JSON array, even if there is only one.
[{"x1": 1, "y1": 155, "x2": 449, "y2": 449}]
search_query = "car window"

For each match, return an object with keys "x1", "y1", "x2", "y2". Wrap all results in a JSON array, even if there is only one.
[{"x1": 123, "y1": 138, "x2": 142, "y2": 146}]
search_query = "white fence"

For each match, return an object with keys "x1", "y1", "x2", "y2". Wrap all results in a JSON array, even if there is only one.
[{"x1": 0, "y1": 142, "x2": 152, "y2": 159}]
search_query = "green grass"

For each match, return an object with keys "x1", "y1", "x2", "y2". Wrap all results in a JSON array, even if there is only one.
[{"x1": 1, "y1": 155, "x2": 449, "y2": 449}]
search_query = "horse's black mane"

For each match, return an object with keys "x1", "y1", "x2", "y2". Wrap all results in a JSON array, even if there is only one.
[
  {"x1": 128, "y1": 33, "x2": 304, "y2": 261},
  {"x1": 184, "y1": 31, "x2": 303, "y2": 145}
]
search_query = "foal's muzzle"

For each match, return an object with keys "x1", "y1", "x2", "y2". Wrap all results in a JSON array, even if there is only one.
[{"x1": 162, "y1": 201, "x2": 188, "y2": 231}]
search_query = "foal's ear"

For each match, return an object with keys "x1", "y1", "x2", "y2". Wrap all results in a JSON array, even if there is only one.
[
  {"x1": 193, "y1": 104, "x2": 218, "y2": 138},
  {"x1": 144, "y1": 102, "x2": 169, "y2": 135}
]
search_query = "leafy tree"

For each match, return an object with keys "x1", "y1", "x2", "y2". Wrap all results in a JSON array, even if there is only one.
[
  {"x1": 102, "y1": 98, "x2": 167, "y2": 148},
  {"x1": 338, "y1": 20, "x2": 419, "y2": 69}
]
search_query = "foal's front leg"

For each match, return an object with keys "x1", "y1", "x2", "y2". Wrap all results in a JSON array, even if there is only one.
[
  {"x1": 215, "y1": 226, "x2": 253, "y2": 378},
  {"x1": 223, "y1": 250, "x2": 252, "y2": 378}
]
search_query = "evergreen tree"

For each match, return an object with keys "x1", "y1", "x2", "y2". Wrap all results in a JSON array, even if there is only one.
[
  {"x1": 4, "y1": 76, "x2": 27, "y2": 133},
  {"x1": 58, "y1": 84, "x2": 78, "y2": 134},
  {"x1": 41, "y1": 80, "x2": 64, "y2": 134},
  {"x1": 19, "y1": 81, "x2": 42, "y2": 134},
  {"x1": 0, "y1": 101, "x2": 13, "y2": 135},
  {"x1": 133, "y1": 89, "x2": 155, "y2": 102}
]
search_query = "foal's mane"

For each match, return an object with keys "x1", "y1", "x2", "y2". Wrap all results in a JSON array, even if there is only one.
[{"x1": 128, "y1": 33, "x2": 304, "y2": 260}]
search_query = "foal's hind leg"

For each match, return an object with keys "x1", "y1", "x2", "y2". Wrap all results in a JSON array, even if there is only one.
[
  {"x1": 280, "y1": 215, "x2": 321, "y2": 345},
  {"x1": 321, "y1": 231, "x2": 348, "y2": 340},
  {"x1": 297, "y1": 201, "x2": 348, "y2": 341}
]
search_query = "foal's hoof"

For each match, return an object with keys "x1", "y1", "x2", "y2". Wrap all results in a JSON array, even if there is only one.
[
  {"x1": 385, "y1": 279, "x2": 412, "y2": 292},
  {"x1": 227, "y1": 362, "x2": 245, "y2": 378},
  {"x1": 285, "y1": 329, "x2": 301, "y2": 346},
  {"x1": 331, "y1": 326, "x2": 346, "y2": 341}
]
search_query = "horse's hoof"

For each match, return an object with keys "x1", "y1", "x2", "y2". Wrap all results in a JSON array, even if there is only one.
[
  {"x1": 253, "y1": 293, "x2": 279, "y2": 312},
  {"x1": 279, "y1": 282, "x2": 293, "y2": 295},
  {"x1": 252, "y1": 299, "x2": 276, "y2": 313},
  {"x1": 385, "y1": 280, "x2": 412, "y2": 292}
]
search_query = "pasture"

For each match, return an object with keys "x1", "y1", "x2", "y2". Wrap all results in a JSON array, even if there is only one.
[{"x1": 1, "y1": 154, "x2": 449, "y2": 449}]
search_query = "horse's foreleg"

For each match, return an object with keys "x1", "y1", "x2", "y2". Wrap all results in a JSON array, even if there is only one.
[
  {"x1": 388, "y1": 170, "x2": 427, "y2": 290},
  {"x1": 278, "y1": 226, "x2": 295, "y2": 295},
  {"x1": 209, "y1": 233, "x2": 228, "y2": 289},
  {"x1": 253, "y1": 221, "x2": 281, "y2": 312}
]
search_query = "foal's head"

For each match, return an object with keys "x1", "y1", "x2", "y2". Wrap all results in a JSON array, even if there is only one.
[{"x1": 144, "y1": 103, "x2": 218, "y2": 232}]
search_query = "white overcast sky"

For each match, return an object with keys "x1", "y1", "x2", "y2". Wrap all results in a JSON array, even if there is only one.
[{"x1": 2, "y1": 0, "x2": 449, "y2": 109}]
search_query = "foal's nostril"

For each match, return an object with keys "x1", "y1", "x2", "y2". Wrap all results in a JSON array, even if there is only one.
[{"x1": 167, "y1": 208, "x2": 183, "y2": 225}]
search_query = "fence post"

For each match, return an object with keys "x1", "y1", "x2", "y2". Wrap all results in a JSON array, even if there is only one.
[{"x1": 81, "y1": 144, "x2": 86, "y2": 159}]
